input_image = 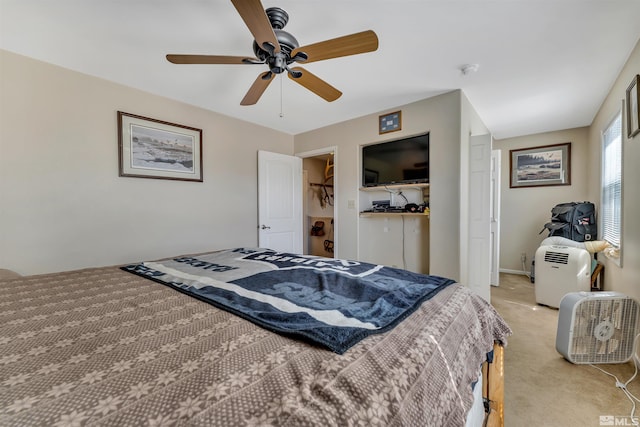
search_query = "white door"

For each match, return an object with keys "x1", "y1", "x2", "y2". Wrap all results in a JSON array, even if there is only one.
[
  {"x1": 467, "y1": 135, "x2": 492, "y2": 302},
  {"x1": 258, "y1": 150, "x2": 303, "y2": 253},
  {"x1": 490, "y1": 150, "x2": 501, "y2": 286}
]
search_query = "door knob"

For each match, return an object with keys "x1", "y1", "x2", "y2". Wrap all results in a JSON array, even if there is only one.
[{"x1": 260, "y1": 225, "x2": 271, "y2": 230}]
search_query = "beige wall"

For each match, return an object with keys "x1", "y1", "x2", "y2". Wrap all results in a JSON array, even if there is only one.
[
  {"x1": 8, "y1": 39, "x2": 634, "y2": 296},
  {"x1": 0, "y1": 50, "x2": 293, "y2": 275},
  {"x1": 0, "y1": 49, "x2": 491, "y2": 283},
  {"x1": 493, "y1": 127, "x2": 590, "y2": 274},
  {"x1": 587, "y1": 39, "x2": 640, "y2": 300},
  {"x1": 295, "y1": 91, "x2": 485, "y2": 281},
  {"x1": 493, "y1": 37, "x2": 640, "y2": 301}
]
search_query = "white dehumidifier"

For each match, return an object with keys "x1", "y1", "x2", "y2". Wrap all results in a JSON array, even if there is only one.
[
  {"x1": 556, "y1": 292, "x2": 639, "y2": 364},
  {"x1": 534, "y1": 245, "x2": 591, "y2": 308}
]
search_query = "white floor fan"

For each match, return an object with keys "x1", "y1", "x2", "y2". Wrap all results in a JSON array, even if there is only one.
[{"x1": 556, "y1": 292, "x2": 640, "y2": 364}]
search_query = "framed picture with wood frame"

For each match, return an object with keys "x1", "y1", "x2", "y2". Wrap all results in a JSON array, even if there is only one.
[
  {"x1": 379, "y1": 111, "x2": 401, "y2": 134},
  {"x1": 118, "y1": 111, "x2": 203, "y2": 182},
  {"x1": 509, "y1": 142, "x2": 571, "y2": 188},
  {"x1": 626, "y1": 74, "x2": 640, "y2": 138}
]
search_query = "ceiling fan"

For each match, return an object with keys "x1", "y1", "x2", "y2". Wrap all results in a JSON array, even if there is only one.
[{"x1": 166, "y1": 0, "x2": 379, "y2": 105}]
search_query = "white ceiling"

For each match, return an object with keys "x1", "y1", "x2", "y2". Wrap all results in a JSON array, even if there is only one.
[{"x1": 2, "y1": 0, "x2": 639, "y2": 139}]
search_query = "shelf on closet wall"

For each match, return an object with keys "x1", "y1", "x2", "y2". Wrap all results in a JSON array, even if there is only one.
[{"x1": 359, "y1": 183, "x2": 429, "y2": 192}]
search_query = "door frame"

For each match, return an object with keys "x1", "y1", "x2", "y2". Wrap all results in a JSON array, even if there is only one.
[
  {"x1": 295, "y1": 146, "x2": 338, "y2": 258},
  {"x1": 490, "y1": 149, "x2": 501, "y2": 286},
  {"x1": 466, "y1": 134, "x2": 492, "y2": 302}
]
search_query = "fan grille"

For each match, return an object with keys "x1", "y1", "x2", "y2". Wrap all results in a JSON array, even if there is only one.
[
  {"x1": 569, "y1": 297, "x2": 639, "y2": 364},
  {"x1": 544, "y1": 251, "x2": 569, "y2": 264}
]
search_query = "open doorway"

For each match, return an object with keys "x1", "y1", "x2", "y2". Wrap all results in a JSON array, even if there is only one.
[{"x1": 297, "y1": 147, "x2": 337, "y2": 258}]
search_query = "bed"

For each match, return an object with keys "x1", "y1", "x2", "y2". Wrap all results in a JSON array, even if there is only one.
[{"x1": 0, "y1": 248, "x2": 511, "y2": 426}]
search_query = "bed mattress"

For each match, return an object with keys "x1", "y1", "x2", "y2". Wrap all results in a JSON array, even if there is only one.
[{"x1": 0, "y1": 256, "x2": 510, "y2": 426}]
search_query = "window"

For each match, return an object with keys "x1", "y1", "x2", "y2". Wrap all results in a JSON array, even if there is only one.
[{"x1": 601, "y1": 111, "x2": 622, "y2": 254}]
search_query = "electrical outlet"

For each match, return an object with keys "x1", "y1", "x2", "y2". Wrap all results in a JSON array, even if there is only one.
[{"x1": 521, "y1": 252, "x2": 527, "y2": 262}]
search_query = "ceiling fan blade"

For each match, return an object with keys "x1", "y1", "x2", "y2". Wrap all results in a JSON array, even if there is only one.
[
  {"x1": 241, "y1": 71, "x2": 275, "y2": 105},
  {"x1": 231, "y1": 0, "x2": 280, "y2": 53},
  {"x1": 291, "y1": 30, "x2": 378, "y2": 64},
  {"x1": 287, "y1": 67, "x2": 342, "y2": 102},
  {"x1": 166, "y1": 54, "x2": 260, "y2": 65}
]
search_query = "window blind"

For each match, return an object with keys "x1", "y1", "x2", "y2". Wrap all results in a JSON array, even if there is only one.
[{"x1": 601, "y1": 112, "x2": 622, "y2": 247}]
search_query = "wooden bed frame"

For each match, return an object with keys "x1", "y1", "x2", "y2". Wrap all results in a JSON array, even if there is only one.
[{"x1": 484, "y1": 342, "x2": 505, "y2": 427}]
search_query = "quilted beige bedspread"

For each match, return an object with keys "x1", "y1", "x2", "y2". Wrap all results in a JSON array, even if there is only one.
[{"x1": 0, "y1": 266, "x2": 510, "y2": 426}]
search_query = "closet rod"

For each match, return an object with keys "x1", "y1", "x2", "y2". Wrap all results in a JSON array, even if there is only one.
[{"x1": 309, "y1": 183, "x2": 334, "y2": 188}]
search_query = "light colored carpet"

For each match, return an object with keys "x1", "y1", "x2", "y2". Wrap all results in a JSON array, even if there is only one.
[{"x1": 491, "y1": 273, "x2": 636, "y2": 427}]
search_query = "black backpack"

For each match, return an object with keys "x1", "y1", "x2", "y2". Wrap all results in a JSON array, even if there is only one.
[{"x1": 539, "y1": 201, "x2": 597, "y2": 242}]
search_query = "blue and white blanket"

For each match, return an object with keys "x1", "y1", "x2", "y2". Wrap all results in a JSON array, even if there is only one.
[{"x1": 122, "y1": 248, "x2": 455, "y2": 354}]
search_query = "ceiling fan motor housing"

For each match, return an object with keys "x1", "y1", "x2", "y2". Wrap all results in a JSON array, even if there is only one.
[
  {"x1": 253, "y1": 30, "x2": 299, "y2": 63},
  {"x1": 265, "y1": 7, "x2": 288, "y2": 29},
  {"x1": 252, "y1": 8, "x2": 302, "y2": 75}
]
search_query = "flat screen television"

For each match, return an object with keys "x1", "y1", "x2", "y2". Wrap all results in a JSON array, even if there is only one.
[{"x1": 362, "y1": 133, "x2": 429, "y2": 187}]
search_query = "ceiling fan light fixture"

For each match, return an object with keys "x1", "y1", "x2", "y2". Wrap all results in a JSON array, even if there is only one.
[{"x1": 168, "y1": 0, "x2": 378, "y2": 105}]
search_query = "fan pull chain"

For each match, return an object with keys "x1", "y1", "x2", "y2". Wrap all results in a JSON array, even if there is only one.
[{"x1": 279, "y1": 74, "x2": 284, "y2": 118}]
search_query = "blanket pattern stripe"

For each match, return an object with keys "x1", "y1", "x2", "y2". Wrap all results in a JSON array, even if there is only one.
[{"x1": 122, "y1": 248, "x2": 455, "y2": 354}]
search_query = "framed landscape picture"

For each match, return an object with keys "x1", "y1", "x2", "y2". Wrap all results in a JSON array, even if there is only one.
[
  {"x1": 118, "y1": 111, "x2": 203, "y2": 182},
  {"x1": 509, "y1": 142, "x2": 571, "y2": 188}
]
